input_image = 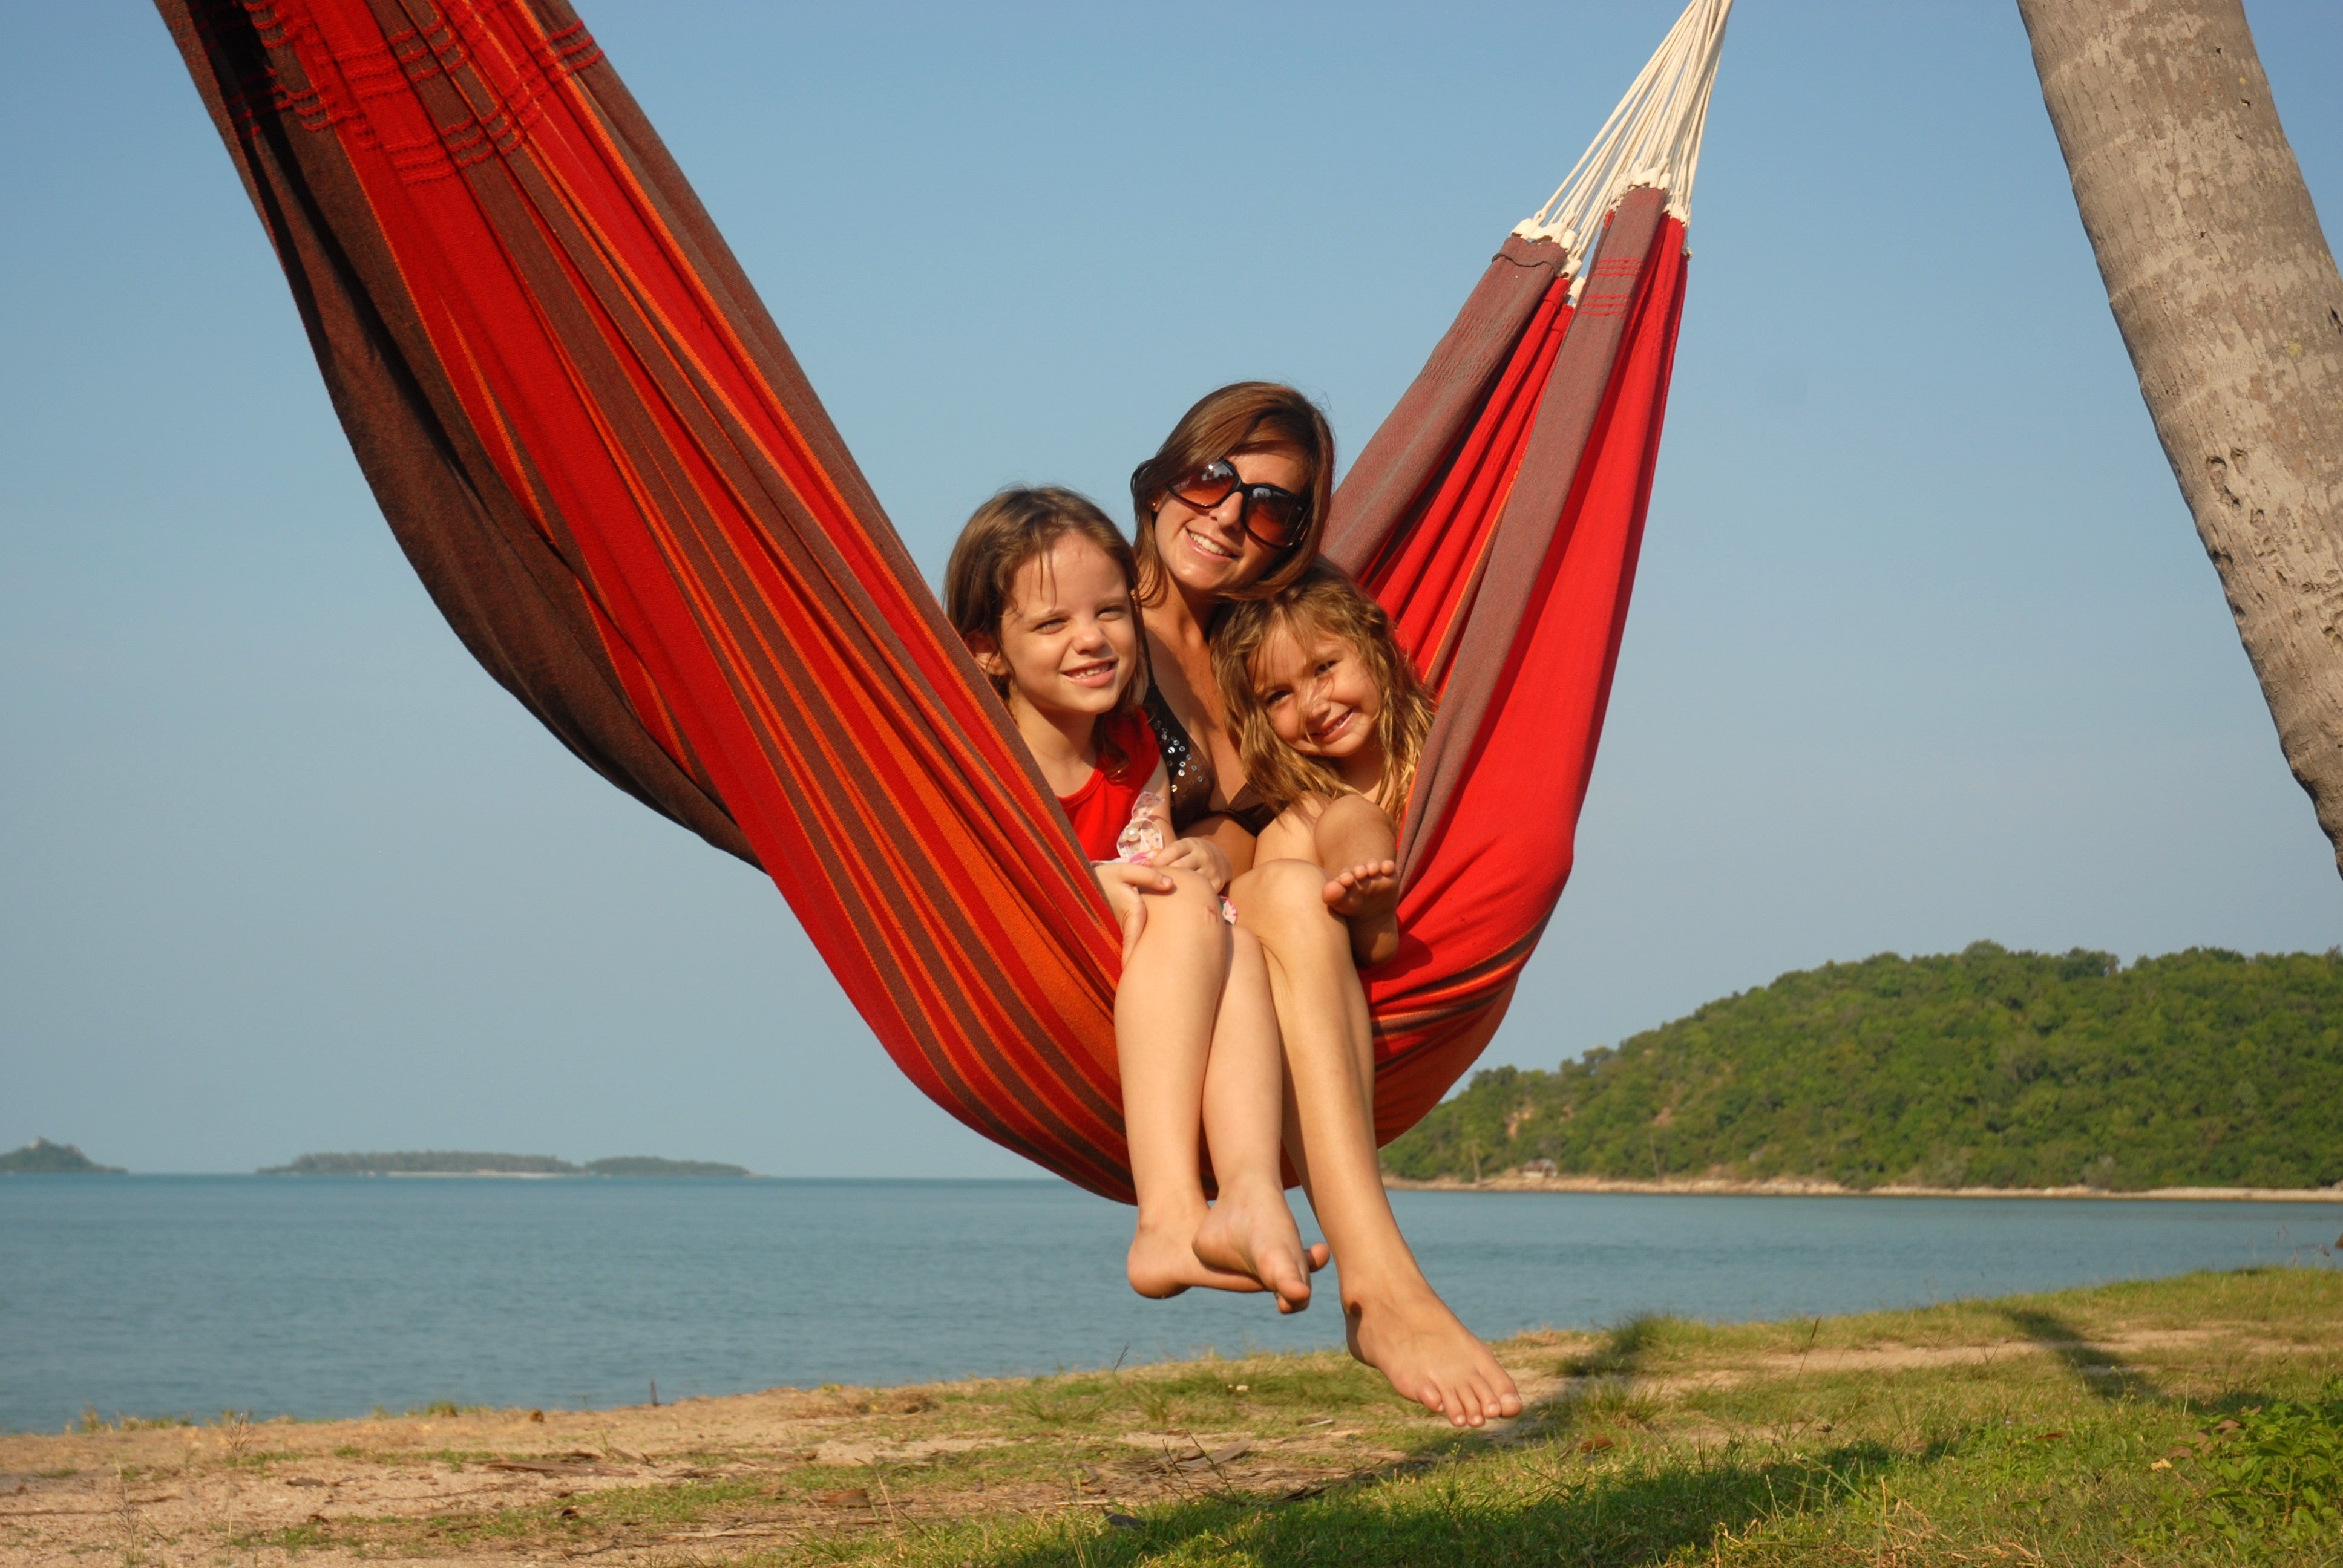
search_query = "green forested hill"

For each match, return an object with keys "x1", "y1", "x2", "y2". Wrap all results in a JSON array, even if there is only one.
[{"x1": 1383, "y1": 944, "x2": 2343, "y2": 1191}]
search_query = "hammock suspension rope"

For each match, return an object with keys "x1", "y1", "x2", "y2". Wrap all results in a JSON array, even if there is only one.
[{"x1": 1515, "y1": 0, "x2": 1734, "y2": 292}]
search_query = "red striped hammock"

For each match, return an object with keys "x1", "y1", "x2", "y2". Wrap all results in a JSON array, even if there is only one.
[{"x1": 158, "y1": 0, "x2": 1722, "y2": 1201}]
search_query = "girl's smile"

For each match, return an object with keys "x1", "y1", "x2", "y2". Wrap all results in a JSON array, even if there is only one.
[
  {"x1": 980, "y1": 535, "x2": 1137, "y2": 716},
  {"x1": 965, "y1": 534, "x2": 1141, "y2": 794},
  {"x1": 1303, "y1": 705, "x2": 1359, "y2": 748}
]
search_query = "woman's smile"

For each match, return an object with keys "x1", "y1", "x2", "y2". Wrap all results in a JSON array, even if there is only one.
[{"x1": 1152, "y1": 446, "x2": 1309, "y2": 595}]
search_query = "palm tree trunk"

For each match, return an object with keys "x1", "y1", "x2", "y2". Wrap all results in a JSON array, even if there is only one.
[{"x1": 2016, "y1": 0, "x2": 2343, "y2": 872}]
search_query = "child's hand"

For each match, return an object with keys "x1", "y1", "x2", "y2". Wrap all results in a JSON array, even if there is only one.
[
  {"x1": 1094, "y1": 861, "x2": 1175, "y2": 961},
  {"x1": 1150, "y1": 836, "x2": 1231, "y2": 893},
  {"x1": 1323, "y1": 859, "x2": 1399, "y2": 920}
]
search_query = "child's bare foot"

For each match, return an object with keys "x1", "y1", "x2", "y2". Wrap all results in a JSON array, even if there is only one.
[
  {"x1": 1322, "y1": 860, "x2": 1398, "y2": 918},
  {"x1": 1127, "y1": 1214, "x2": 1273, "y2": 1299},
  {"x1": 1343, "y1": 1278, "x2": 1523, "y2": 1427},
  {"x1": 1192, "y1": 1182, "x2": 1331, "y2": 1313}
]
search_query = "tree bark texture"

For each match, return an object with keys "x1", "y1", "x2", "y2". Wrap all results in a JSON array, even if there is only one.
[{"x1": 2016, "y1": 0, "x2": 2343, "y2": 872}]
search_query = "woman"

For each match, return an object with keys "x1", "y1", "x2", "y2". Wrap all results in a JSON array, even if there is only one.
[{"x1": 1129, "y1": 383, "x2": 1523, "y2": 1429}]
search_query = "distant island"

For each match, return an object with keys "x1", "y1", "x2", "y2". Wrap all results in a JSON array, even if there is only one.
[
  {"x1": 581, "y1": 1156, "x2": 752, "y2": 1178},
  {"x1": 0, "y1": 1138, "x2": 125, "y2": 1174},
  {"x1": 1384, "y1": 944, "x2": 2343, "y2": 1194},
  {"x1": 259, "y1": 1151, "x2": 753, "y2": 1177}
]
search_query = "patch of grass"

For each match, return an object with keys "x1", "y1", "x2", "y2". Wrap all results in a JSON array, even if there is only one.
[
  {"x1": 770, "y1": 1267, "x2": 2342, "y2": 1566},
  {"x1": 217, "y1": 1449, "x2": 304, "y2": 1471},
  {"x1": 2174, "y1": 1383, "x2": 2343, "y2": 1550},
  {"x1": 1008, "y1": 1384, "x2": 1107, "y2": 1429},
  {"x1": 73, "y1": 1408, "x2": 195, "y2": 1434},
  {"x1": 581, "y1": 1476, "x2": 775, "y2": 1526},
  {"x1": 228, "y1": 1523, "x2": 330, "y2": 1553},
  {"x1": 353, "y1": 1446, "x2": 504, "y2": 1467},
  {"x1": 1556, "y1": 1312, "x2": 1689, "y2": 1378},
  {"x1": 1099, "y1": 1354, "x2": 1406, "y2": 1440}
]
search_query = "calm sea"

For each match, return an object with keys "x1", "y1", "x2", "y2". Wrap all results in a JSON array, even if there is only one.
[{"x1": 4, "y1": 1175, "x2": 2335, "y2": 1433}]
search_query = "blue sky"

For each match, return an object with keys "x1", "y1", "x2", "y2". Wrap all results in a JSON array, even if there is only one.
[{"x1": 4, "y1": 0, "x2": 2339, "y2": 1176}]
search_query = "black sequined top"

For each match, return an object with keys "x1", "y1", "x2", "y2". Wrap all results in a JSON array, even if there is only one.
[{"x1": 1142, "y1": 687, "x2": 1281, "y2": 837}]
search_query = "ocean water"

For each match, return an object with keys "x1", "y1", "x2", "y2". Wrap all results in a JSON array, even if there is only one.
[{"x1": 2, "y1": 1175, "x2": 2335, "y2": 1433}]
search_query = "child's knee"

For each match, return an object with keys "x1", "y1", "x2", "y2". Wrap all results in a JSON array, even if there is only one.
[
  {"x1": 1234, "y1": 859, "x2": 1333, "y2": 923},
  {"x1": 1132, "y1": 869, "x2": 1228, "y2": 946}
]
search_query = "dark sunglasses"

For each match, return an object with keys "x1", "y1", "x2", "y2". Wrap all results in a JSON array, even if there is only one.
[{"x1": 1167, "y1": 459, "x2": 1309, "y2": 550}]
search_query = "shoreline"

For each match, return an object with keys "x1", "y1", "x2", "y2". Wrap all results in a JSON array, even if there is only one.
[{"x1": 1383, "y1": 1172, "x2": 2343, "y2": 1202}]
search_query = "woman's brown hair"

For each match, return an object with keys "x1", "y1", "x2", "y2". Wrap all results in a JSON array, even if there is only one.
[
  {"x1": 945, "y1": 487, "x2": 1147, "y2": 761},
  {"x1": 1211, "y1": 564, "x2": 1434, "y2": 818},
  {"x1": 1127, "y1": 382, "x2": 1335, "y2": 607}
]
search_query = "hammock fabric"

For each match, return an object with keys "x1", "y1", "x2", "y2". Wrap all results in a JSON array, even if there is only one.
[{"x1": 159, "y1": 0, "x2": 1693, "y2": 1201}]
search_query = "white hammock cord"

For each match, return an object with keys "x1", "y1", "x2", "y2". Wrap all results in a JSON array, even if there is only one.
[{"x1": 1513, "y1": 0, "x2": 1733, "y2": 288}]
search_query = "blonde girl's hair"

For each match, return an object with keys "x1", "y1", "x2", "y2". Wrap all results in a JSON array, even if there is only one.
[
  {"x1": 944, "y1": 486, "x2": 1147, "y2": 769},
  {"x1": 1211, "y1": 564, "x2": 1434, "y2": 818},
  {"x1": 1127, "y1": 382, "x2": 1335, "y2": 609}
]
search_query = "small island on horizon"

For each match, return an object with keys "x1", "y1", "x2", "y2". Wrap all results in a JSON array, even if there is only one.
[
  {"x1": 0, "y1": 1138, "x2": 126, "y2": 1174},
  {"x1": 258, "y1": 1151, "x2": 755, "y2": 1177}
]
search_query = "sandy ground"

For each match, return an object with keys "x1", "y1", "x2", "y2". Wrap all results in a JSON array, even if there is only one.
[{"x1": 0, "y1": 1371, "x2": 1491, "y2": 1568}]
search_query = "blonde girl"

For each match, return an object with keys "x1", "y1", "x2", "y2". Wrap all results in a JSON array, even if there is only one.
[
  {"x1": 945, "y1": 488, "x2": 1322, "y2": 1310},
  {"x1": 1129, "y1": 382, "x2": 1516, "y2": 1428},
  {"x1": 1212, "y1": 563, "x2": 1434, "y2": 968}
]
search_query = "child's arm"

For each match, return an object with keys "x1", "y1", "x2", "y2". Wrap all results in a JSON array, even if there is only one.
[
  {"x1": 1311, "y1": 794, "x2": 1401, "y2": 968},
  {"x1": 1095, "y1": 764, "x2": 1184, "y2": 958},
  {"x1": 1124, "y1": 760, "x2": 1233, "y2": 893},
  {"x1": 1151, "y1": 834, "x2": 1231, "y2": 893}
]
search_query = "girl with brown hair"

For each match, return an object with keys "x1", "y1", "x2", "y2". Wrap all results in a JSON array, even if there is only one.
[
  {"x1": 1130, "y1": 388, "x2": 1521, "y2": 1428},
  {"x1": 945, "y1": 487, "x2": 1322, "y2": 1312}
]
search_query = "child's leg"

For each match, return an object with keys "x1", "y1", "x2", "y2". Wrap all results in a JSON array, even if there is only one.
[
  {"x1": 1116, "y1": 870, "x2": 1265, "y2": 1298},
  {"x1": 1231, "y1": 858, "x2": 1524, "y2": 1427},
  {"x1": 1192, "y1": 929, "x2": 1329, "y2": 1312}
]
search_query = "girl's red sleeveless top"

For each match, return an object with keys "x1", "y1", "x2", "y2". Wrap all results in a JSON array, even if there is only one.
[{"x1": 1058, "y1": 710, "x2": 1162, "y2": 861}]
